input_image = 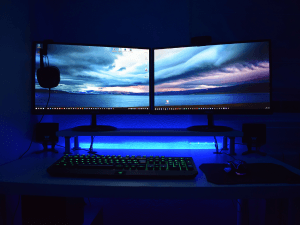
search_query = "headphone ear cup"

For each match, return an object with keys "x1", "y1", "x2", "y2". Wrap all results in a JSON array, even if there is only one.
[{"x1": 37, "y1": 66, "x2": 60, "y2": 88}]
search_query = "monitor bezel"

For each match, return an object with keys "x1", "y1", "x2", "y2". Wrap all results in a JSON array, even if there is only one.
[
  {"x1": 31, "y1": 41, "x2": 151, "y2": 115},
  {"x1": 152, "y1": 39, "x2": 272, "y2": 115}
]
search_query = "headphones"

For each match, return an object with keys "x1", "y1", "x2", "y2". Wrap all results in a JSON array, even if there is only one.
[{"x1": 37, "y1": 40, "x2": 60, "y2": 88}]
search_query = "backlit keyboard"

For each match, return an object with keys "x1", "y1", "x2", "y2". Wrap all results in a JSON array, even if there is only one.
[{"x1": 47, "y1": 154, "x2": 198, "y2": 179}]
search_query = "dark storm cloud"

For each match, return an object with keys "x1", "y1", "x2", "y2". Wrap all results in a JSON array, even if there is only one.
[{"x1": 47, "y1": 44, "x2": 119, "y2": 73}]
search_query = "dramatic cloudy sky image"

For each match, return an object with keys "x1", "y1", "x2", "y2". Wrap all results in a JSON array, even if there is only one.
[
  {"x1": 35, "y1": 44, "x2": 149, "y2": 94},
  {"x1": 154, "y1": 42, "x2": 270, "y2": 94}
]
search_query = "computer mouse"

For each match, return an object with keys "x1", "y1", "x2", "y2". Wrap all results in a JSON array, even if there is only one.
[{"x1": 224, "y1": 159, "x2": 248, "y2": 175}]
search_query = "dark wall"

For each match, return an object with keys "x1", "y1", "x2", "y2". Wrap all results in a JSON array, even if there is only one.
[
  {"x1": 34, "y1": 0, "x2": 190, "y2": 47},
  {"x1": 0, "y1": 0, "x2": 40, "y2": 165}
]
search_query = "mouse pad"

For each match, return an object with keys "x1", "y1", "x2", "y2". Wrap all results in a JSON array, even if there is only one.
[{"x1": 199, "y1": 163, "x2": 300, "y2": 185}]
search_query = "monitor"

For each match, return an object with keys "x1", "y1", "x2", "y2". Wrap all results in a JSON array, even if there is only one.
[
  {"x1": 153, "y1": 40, "x2": 272, "y2": 132},
  {"x1": 32, "y1": 42, "x2": 150, "y2": 131}
]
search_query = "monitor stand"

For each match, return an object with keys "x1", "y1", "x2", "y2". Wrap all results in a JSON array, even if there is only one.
[
  {"x1": 187, "y1": 114, "x2": 233, "y2": 132},
  {"x1": 72, "y1": 115, "x2": 117, "y2": 132}
]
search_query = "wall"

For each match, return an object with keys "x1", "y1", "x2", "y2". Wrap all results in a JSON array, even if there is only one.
[{"x1": 0, "y1": 0, "x2": 41, "y2": 167}]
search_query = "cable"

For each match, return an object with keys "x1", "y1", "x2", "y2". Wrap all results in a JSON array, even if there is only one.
[
  {"x1": 213, "y1": 136, "x2": 218, "y2": 152},
  {"x1": 212, "y1": 137, "x2": 236, "y2": 160},
  {"x1": 221, "y1": 152, "x2": 236, "y2": 160},
  {"x1": 19, "y1": 88, "x2": 51, "y2": 159},
  {"x1": 0, "y1": 89, "x2": 51, "y2": 167},
  {"x1": 89, "y1": 136, "x2": 95, "y2": 151},
  {"x1": 0, "y1": 158, "x2": 20, "y2": 167},
  {"x1": 11, "y1": 195, "x2": 20, "y2": 225}
]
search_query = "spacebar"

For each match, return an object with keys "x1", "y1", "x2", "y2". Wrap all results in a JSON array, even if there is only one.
[{"x1": 76, "y1": 165, "x2": 114, "y2": 169}]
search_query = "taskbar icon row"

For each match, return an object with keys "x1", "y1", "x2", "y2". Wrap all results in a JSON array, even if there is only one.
[
  {"x1": 35, "y1": 107, "x2": 149, "y2": 110},
  {"x1": 155, "y1": 107, "x2": 230, "y2": 110}
]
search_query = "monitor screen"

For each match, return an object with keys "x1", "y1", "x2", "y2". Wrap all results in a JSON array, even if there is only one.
[
  {"x1": 154, "y1": 40, "x2": 271, "y2": 114},
  {"x1": 33, "y1": 42, "x2": 150, "y2": 114}
]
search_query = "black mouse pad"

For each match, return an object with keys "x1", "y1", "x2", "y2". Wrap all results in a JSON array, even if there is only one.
[{"x1": 199, "y1": 163, "x2": 300, "y2": 185}]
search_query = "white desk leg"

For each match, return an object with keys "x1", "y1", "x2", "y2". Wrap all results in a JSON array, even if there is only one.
[
  {"x1": 64, "y1": 136, "x2": 71, "y2": 154},
  {"x1": 73, "y1": 136, "x2": 81, "y2": 150},
  {"x1": 229, "y1": 137, "x2": 236, "y2": 155},
  {"x1": 222, "y1": 136, "x2": 229, "y2": 150},
  {"x1": 237, "y1": 199, "x2": 249, "y2": 225}
]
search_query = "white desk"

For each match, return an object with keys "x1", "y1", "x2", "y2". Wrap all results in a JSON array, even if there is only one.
[
  {"x1": 1, "y1": 148, "x2": 300, "y2": 225},
  {"x1": 1, "y1": 148, "x2": 300, "y2": 199}
]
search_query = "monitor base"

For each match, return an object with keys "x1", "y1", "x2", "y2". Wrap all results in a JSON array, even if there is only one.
[
  {"x1": 72, "y1": 125, "x2": 117, "y2": 132},
  {"x1": 187, "y1": 125, "x2": 233, "y2": 132}
]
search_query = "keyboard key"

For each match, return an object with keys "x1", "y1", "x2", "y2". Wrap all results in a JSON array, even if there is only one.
[
  {"x1": 169, "y1": 165, "x2": 180, "y2": 171},
  {"x1": 147, "y1": 165, "x2": 154, "y2": 170},
  {"x1": 115, "y1": 165, "x2": 124, "y2": 169},
  {"x1": 154, "y1": 165, "x2": 160, "y2": 170},
  {"x1": 187, "y1": 165, "x2": 194, "y2": 171},
  {"x1": 131, "y1": 165, "x2": 137, "y2": 170},
  {"x1": 161, "y1": 165, "x2": 167, "y2": 170},
  {"x1": 77, "y1": 164, "x2": 114, "y2": 169},
  {"x1": 137, "y1": 165, "x2": 146, "y2": 170}
]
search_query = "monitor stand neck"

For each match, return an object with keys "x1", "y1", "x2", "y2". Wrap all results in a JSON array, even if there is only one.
[
  {"x1": 187, "y1": 114, "x2": 233, "y2": 132},
  {"x1": 91, "y1": 114, "x2": 97, "y2": 128},
  {"x1": 71, "y1": 115, "x2": 117, "y2": 132},
  {"x1": 207, "y1": 114, "x2": 214, "y2": 129}
]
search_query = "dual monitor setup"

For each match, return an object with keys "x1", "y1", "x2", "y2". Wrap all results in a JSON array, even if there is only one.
[{"x1": 33, "y1": 40, "x2": 271, "y2": 132}]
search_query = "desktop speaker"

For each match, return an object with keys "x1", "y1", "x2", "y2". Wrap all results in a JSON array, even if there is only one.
[
  {"x1": 242, "y1": 123, "x2": 266, "y2": 147},
  {"x1": 36, "y1": 123, "x2": 59, "y2": 143}
]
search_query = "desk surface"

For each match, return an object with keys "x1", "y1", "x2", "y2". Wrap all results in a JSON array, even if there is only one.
[{"x1": 1, "y1": 148, "x2": 300, "y2": 199}]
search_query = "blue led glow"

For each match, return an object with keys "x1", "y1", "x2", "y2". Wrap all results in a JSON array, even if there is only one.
[{"x1": 77, "y1": 141, "x2": 221, "y2": 149}]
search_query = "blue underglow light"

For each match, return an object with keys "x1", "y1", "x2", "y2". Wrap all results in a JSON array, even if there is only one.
[
  {"x1": 66, "y1": 137, "x2": 224, "y2": 156},
  {"x1": 78, "y1": 141, "x2": 220, "y2": 149}
]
